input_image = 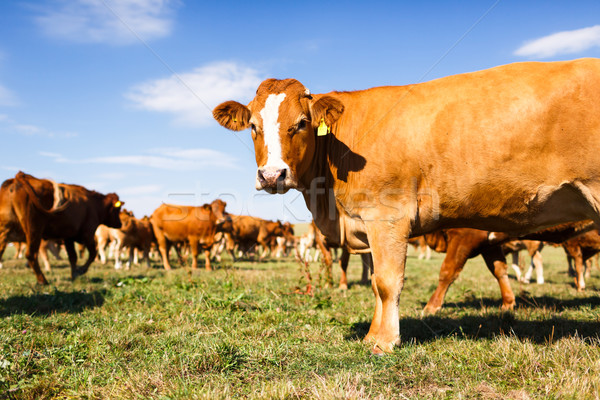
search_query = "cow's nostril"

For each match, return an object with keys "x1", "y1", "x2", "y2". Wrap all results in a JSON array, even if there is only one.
[
  {"x1": 257, "y1": 169, "x2": 267, "y2": 184},
  {"x1": 277, "y1": 169, "x2": 287, "y2": 182}
]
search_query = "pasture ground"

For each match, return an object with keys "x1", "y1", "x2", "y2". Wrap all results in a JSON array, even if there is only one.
[{"x1": 1, "y1": 244, "x2": 600, "y2": 399}]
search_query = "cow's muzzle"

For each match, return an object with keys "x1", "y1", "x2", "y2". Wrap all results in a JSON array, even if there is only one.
[{"x1": 256, "y1": 167, "x2": 294, "y2": 193}]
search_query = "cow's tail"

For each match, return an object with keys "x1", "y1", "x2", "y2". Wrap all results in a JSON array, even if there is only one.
[{"x1": 15, "y1": 171, "x2": 69, "y2": 214}]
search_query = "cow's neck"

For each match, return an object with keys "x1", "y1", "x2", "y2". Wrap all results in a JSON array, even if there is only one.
[{"x1": 298, "y1": 128, "x2": 347, "y2": 245}]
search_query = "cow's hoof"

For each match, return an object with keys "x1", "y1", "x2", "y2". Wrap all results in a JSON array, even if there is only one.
[
  {"x1": 422, "y1": 304, "x2": 440, "y2": 315},
  {"x1": 501, "y1": 302, "x2": 516, "y2": 312},
  {"x1": 338, "y1": 284, "x2": 348, "y2": 291},
  {"x1": 371, "y1": 338, "x2": 399, "y2": 354}
]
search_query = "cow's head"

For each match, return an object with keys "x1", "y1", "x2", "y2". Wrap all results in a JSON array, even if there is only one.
[
  {"x1": 119, "y1": 209, "x2": 135, "y2": 232},
  {"x1": 104, "y1": 193, "x2": 124, "y2": 229},
  {"x1": 210, "y1": 198, "x2": 232, "y2": 230},
  {"x1": 213, "y1": 79, "x2": 344, "y2": 193}
]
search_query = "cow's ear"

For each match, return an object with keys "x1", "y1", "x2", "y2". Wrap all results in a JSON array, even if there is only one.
[
  {"x1": 213, "y1": 101, "x2": 251, "y2": 131},
  {"x1": 310, "y1": 95, "x2": 344, "y2": 129}
]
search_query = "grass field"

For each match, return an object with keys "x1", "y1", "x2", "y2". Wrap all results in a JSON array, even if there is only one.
[{"x1": 1, "y1": 243, "x2": 600, "y2": 399}]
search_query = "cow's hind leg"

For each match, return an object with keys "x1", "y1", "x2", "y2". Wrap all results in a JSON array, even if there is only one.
[
  {"x1": 423, "y1": 244, "x2": 470, "y2": 315},
  {"x1": 25, "y1": 235, "x2": 48, "y2": 285},
  {"x1": 189, "y1": 238, "x2": 199, "y2": 270},
  {"x1": 481, "y1": 246, "x2": 515, "y2": 311},
  {"x1": 204, "y1": 248, "x2": 212, "y2": 271},
  {"x1": 361, "y1": 252, "x2": 373, "y2": 284},
  {"x1": 0, "y1": 229, "x2": 8, "y2": 269},
  {"x1": 338, "y1": 248, "x2": 350, "y2": 290}
]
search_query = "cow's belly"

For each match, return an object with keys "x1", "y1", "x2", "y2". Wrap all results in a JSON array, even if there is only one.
[
  {"x1": 434, "y1": 181, "x2": 599, "y2": 235},
  {"x1": 340, "y1": 215, "x2": 370, "y2": 253}
]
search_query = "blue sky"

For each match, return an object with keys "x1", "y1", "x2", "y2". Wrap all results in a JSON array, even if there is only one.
[{"x1": 1, "y1": 0, "x2": 600, "y2": 222}]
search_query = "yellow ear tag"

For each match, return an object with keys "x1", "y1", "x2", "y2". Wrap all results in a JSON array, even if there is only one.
[
  {"x1": 114, "y1": 201, "x2": 122, "y2": 207},
  {"x1": 317, "y1": 118, "x2": 329, "y2": 136}
]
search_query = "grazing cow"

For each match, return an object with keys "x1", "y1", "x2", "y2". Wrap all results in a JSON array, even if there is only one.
[
  {"x1": 225, "y1": 215, "x2": 287, "y2": 260},
  {"x1": 0, "y1": 172, "x2": 122, "y2": 284},
  {"x1": 214, "y1": 59, "x2": 600, "y2": 353},
  {"x1": 150, "y1": 199, "x2": 228, "y2": 271},
  {"x1": 502, "y1": 240, "x2": 544, "y2": 284}
]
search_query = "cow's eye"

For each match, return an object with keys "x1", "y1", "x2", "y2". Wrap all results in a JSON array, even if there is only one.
[
  {"x1": 297, "y1": 119, "x2": 307, "y2": 131},
  {"x1": 251, "y1": 123, "x2": 258, "y2": 139}
]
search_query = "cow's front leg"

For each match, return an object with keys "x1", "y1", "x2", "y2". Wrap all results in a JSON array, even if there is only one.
[
  {"x1": 77, "y1": 236, "x2": 98, "y2": 277},
  {"x1": 64, "y1": 239, "x2": 79, "y2": 280},
  {"x1": 363, "y1": 219, "x2": 410, "y2": 353}
]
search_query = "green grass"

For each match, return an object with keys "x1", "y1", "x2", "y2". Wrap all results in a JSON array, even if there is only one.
[{"x1": 1, "y1": 245, "x2": 600, "y2": 399}]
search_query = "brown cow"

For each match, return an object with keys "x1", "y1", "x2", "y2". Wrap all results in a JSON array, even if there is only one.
[
  {"x1": 0, "y1": 172, "x2": 122, "y2": 284},
  {"x1": 150, "y1": 199, "x2": 228, "y2": 271},
  {"x1": 422, "y1": 229, "x2": 516, "y2": 315},
  {"x1": 561, "y1": 230, "x2": 600, "y2": 291},
  {"x1": 214, "y1": 59, "x2": 600, "y2": 353},
  {"x1": 422, "y1": 221, "x2": 594, "y2": 315},
  {"x1": 225, "y1": 215, "x2": 287, "y2": 261}
]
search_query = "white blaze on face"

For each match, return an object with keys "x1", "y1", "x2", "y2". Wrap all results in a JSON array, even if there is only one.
[{"x1": 259, "y1": 93, "x2": 288, "y2": 169}]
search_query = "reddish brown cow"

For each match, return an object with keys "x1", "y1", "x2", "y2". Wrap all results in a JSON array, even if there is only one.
[
  {"x1": 215, "y1": 59, "x2": 600, "y2": 352},
  {"x1": 422, "y1": 221, "x2": 594, "y2": 314},
  {"x1": 0, "y1": 172, "x2": 122, "y2": 284},
  {"x1": 422, "y1": 229, "x2": 516, "y2": 315},
  {"x1": 150, "y1": 199, "x2": 227, "y2": 271}
]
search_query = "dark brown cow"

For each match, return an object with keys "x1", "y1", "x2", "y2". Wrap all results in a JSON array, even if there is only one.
[
  {"x1": 225, "y1": 215, "x2": 287, "y2": 260},
  {"x1": 215, "y1": 59, "x2": 600, "y2": 352},
  {"x1": 0, "y1": 172, "x2": 122, "y2": 284},
  {"x1": 150, "y1": 199, "x2": 227, "y2": 271}
]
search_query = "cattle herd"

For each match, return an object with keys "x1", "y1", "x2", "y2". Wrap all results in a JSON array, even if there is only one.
[{"x1": 3, "y1": 58, "x2": 600, "y2": 354}]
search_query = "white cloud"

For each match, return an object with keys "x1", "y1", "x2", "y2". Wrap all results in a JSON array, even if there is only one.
[
  {"x1": 0, "y1": 115, "x2": 78, "y2": 138},
  {"x1": 34, "y1": 0, "x2": 177, "y2": 45},
  {"x1": 40, "y1": 147, "x2": 239, "y2": 171},
  {"x1": 515, "y1": 25, "x2": 600, "y2": 58},
  {"x1": 126, "y1": 61, "x2": 264, "y2": 127},
  {"x1": 0, "y1": 84, "x2": 17, "y2": 106}
]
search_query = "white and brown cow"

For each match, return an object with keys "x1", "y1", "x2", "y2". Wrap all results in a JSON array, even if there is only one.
[{"x1": 214, "y1": 58, "x2": 600, "y2": 353}]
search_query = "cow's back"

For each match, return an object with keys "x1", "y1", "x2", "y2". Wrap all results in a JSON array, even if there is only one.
[{"x1": 151, "y1": 203, "x2": 217, "y2": 243}]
